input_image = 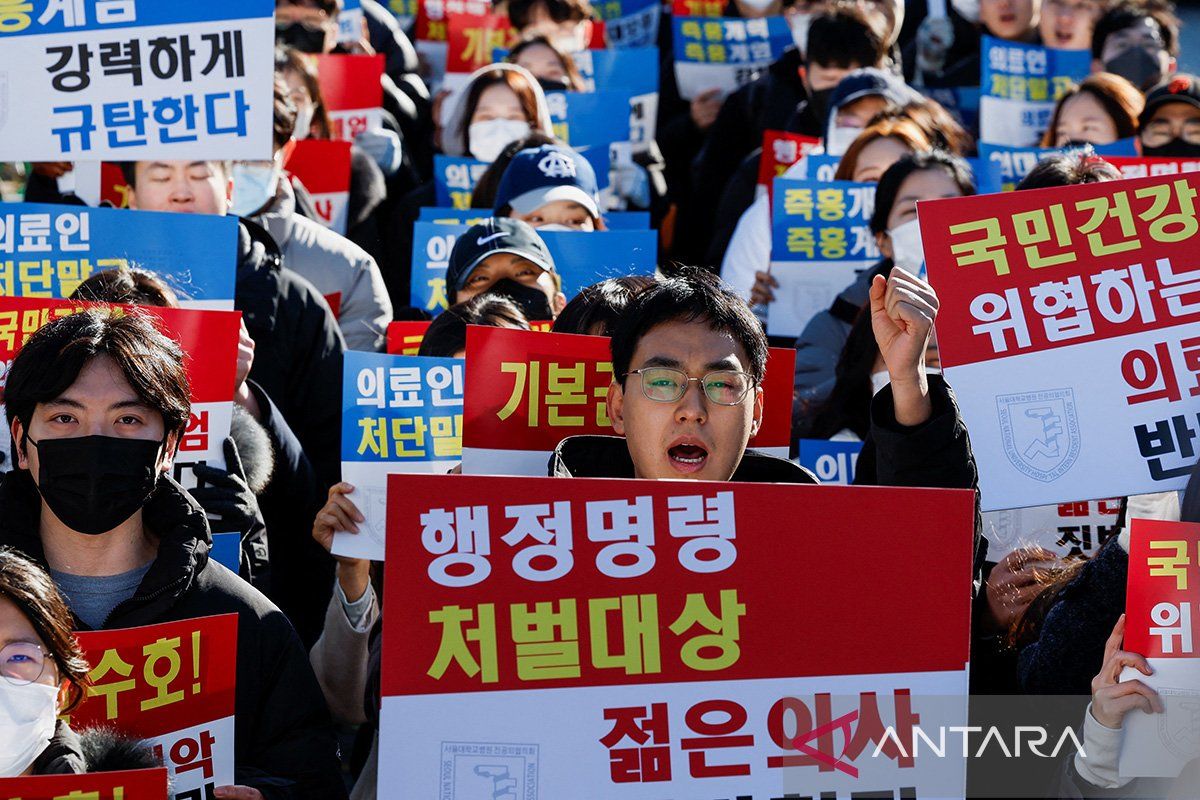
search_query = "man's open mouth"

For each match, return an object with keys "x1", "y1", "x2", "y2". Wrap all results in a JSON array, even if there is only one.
[{"x1": 668, "y1": 443, "x2": 708, "y2": 474}]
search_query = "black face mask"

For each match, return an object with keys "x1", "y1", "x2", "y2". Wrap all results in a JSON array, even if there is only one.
[
  {"x1": 537, "y1": 77, "x2": 571, "y2": 94},
  {"x1": 28, "y1": 435, "x2": 163, "y2": 535},
  {"x1": 808, "y1": 87, "x2": 834, "y2": 123},
  {"x1": 485, "y1": 278, "x2": 555, "y2": 321},
  {"x1": 1143, "y1": 138, "x2": 1200, "y2": 158},
  {"x1": 276, "y1": 22, "x2": 328, "y2": 53},
  {"x1": 1060, "y1": 139, "x2": 1097, "y2": 150},
  {"x1": 1104, "y1": 47, "x2": 1162, "y2": 92}
]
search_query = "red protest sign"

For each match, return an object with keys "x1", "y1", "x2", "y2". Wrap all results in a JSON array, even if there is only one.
[
  {"x1": 672, "y1": 0, "x2": 724, "y2": 16},
  {"x1": 1102, "y1": 155, "x2": 1200, "y2": 181},
  {"x1": 286, "y1": 139, "x2": 352, "y2": 234},
  {"x1": 0, "y1": 769, "x2": 169, "y2": 800},
  {"x1": 461, "y1": 326, "x2": 795, "y2": 474},
  {"x1": 758, "y1": 130, "x2": 821, "y2": 193},
  {"x1": 387, "y1": 320, "x2": 433, "y2": 355},
  {"x1": 314, "y1": 53, "x2": 385, "y2": 140},
  {"x1": 446, "y1": 10, "x2": 516, "y2": 75},
  {"x1": 101, "y1": 162, "x2": 133, "y2": 208},
  {"x1": 1125, "y1": 518, "x2": 1200, "y2": 660},
  {"x1": 415, "y1": 0, "x2": 491, "y2": 42},
  {"x1": 71, "y1": 615, "x2": 238, "y2": 800},
  {"x1": 378, "y1": 473, "x2": 975, "y2": 796}
]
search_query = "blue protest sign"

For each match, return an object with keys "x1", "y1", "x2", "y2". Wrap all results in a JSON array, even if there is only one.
[
  {"x1": 418, "y1": 207, "x2": 651, "y2": 229},
  {"x1": 979, "y1": 36, "x2": 1091, "y2": 146},
  {"x1": 546, "y1": 91, "x2": 633, "y2": 147},
  {"x1": 595, "y1": 0, "x2": 660, "y2": 48},
  {"x1": 571, "y1": 47, "x2": 659, "y2": 95},
  {"x1": 979, "y1": 138, "x2": 1139, "y2": 191},
  {"x1": 433, "y1": 155, "x2": 490, "y2": 208},
  {"x1": 671, "y1": 16, "x2": 791, "y2": 100},
  {"x1": 797, "y1": 439, "x2": 863, "y2": 485}
]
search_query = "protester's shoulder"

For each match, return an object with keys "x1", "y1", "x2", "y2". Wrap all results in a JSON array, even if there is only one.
[
  {"x1": 188, "y1": 558, "x2": 295, "y2": 630},
  {"x1": 287, "y1": 213, "x2": 376, "y2": 267}
]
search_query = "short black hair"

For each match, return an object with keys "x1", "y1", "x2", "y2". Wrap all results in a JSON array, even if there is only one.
[
  {"x1": 805, "y1": 3, "x2": 887, "y2": 70},
  {"x1": 508, "y1": 0, "x2": 592, "y2": 28},
  {"x1": 1016, "y1": 152, "x2": 1122, "y2": 190},
  {"x1": 1092, "y1": 1, "x2": 1180, "y2": 60},
  {"x1": 552, "y1": 276, "x2": 656, "y2": 336},
  {"x1": 70, "y1": 266, "x2": 180, "y2": 307},
  {"x1": 610, "y1": 268, "x2": 768, "y2": 385},
  {"x1": 870, "y1": 150, "x2": 975, "y2": 235},
  {"x1": 5, "y1": 311, "x2": 192, "y2": 448},
  {"x1": 418, "y1": 295, "x2": 531, "y2": 357}
]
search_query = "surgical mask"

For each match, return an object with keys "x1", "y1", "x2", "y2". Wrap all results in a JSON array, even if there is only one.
[
  {"x1": 293, "y1": 103, "x2": 314, "y2": 140},
  {"x1": 533, "y1": 223, "x2": 579, "y2": 232},
  {"x1": 0, "y1": 682, "x2": 59, "y2": 777},
  {"x1": 1104, "y1": 47, "x2": 1162, "y2": 91},
  {"x1": 740, "y1": 0, "x2": 775, "y2": 11},
  {"x1": 276, "y1": 22, "x2": 328, "y2": 53},
  {"x1": 870, "y1": 371, "x2": 891, "y2": 396},
  {"x1": 230, "y1": 161, "x2": 281, "y2": 217},
  {"x1": 485, "y1": 278, "x2": 555, "y2": 321},
  {"x1": 28, "y1": 435, "x2": 163, "y2": 536},
  {"x1": 1143, "y1": 138, "x2": 1200, "y2": 158},
  {"x1": 468, "y1": 119, "x2": 531, "y2": 163},
  {"x1": 824, "y1": 125, "x2": 861, "y2": 157},
  {"x1": 950, "y1": 0, "x2": 979, "y2": 23},
  {"x1": 888, "y1": 219, "x2": 925, "y2": 273},
  {"x1": 788, "y1": 12, "x2": 812, "y2": 50}
]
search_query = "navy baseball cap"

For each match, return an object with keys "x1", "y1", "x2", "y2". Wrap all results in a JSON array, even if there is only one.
[
  {"x1": 445, "y1": 217, "x2": 556, "y2": 300},
  {"x1": 1141, "y1": 74, "x2": 1200, "y2": 127},
  {"x1": 827, "y1": 68, "x2": 918, "y2": 122},
  {"x1": 493, "y1": 144, "x2": 601, "y2": 220}
]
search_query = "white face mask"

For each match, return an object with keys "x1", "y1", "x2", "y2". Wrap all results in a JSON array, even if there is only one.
[
  {"x1": 824, "y1": 125, "x2": 862, "y2": 157},
  {"x1": 870, "y1": 370, "x2": 891, "y2": 396},
  {"x1": 788, "y1": 12, "x2": 812, "y2": 50},
  {"x1": 888, "y1": 218, "x2": 925, "y2": 274},
  {"x1": 294, "y1": 103, "x2": 314, "y2": 140},
  {"x1": 230, "y1": 160, "x2": 281, "y2": 217},
  {"x1": 534, "y1": 223, "x2": 578, "y2": 232},
  {"x1": 739, "y1": 0, "x2": 775, "y2": 11},
  {"x1": 468, "y1": 119, "x2": 531, "y2": 163},
  {"x1": 0, "y1": 682, "x2": 59, "y2": 777},
  {"x1": 950, "y1": 0, "x2": 979, "y2": 23}
]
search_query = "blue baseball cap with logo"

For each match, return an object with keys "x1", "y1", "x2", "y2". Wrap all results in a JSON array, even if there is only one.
[{"x1": 493, "y1": 144, "x2": 601, "y2": 220}]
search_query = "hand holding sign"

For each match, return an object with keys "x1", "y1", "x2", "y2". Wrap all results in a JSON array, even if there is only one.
[
  {"x1": 870, "y1": 266, "x2": 938, "y2": 425},
  {"x1": 1091, "y1": 614, "x2": 1163, "y2": 729}
]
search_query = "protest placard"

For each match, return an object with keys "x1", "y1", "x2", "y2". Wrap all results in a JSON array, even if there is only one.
[
  {"x1": 982, "y1": 499, "x2": 1123, "y2": 560},
  {"x1": 756, "y1": 130, "x2": 820, "y2": 196},
  {"x1": 377, "y1": 473, "x2": 975, "y2": 797},
  {"x1": 314, "y1": 53, "x2": 385, "y2": 141},
  {"x1": 795, "y1": 438, "x2": 863, "y2": 485},
  {"x1": 461, "y1": 327, "x2": 794, "y2": 475},
  {"x1": 0, "y1": 769, "x2": 169, "y2": 800},
  {"x1": 432, "y1": 155, "x2": 491, "y2": 208},
  {"x1": 921, "y1": 171, "x2": 1200, "y2": 511},
  {"x1": 0, "y1": 297, "x2": 240, "y2": 481},
  {"x1": 671, "y1": 16, "x2": 791, "y2": 101},
  {"x1": 571, "y1": 47, "x2": 658, "y2": 95},
  {"x1": 284, "y1": 139, "x2": 353, "y2": 235},
  {"x1": 768, "y1": 177, "x2": 877, "y2": 338},
  {"x1": 1104, "y1": 155, "x2": 1200, "y2": 179},
  {"x1": 338, "y1": 0, "x2": 364, "y2": 42},
  {"x1": 385, "y1": 0, "x2": 418, "y2": 30},
  {"x1": 0, "y1": 0, "x2": 276, "y2": 161},
  {"x1": 418, "y1": 206, "x2": 651, "y2": 229},
  {"x1": 0, "y1": 202, "x2": 237, "y2": 309},
  {"x1": 409, "y1": 223, "x2": 657, "y2": 314},
  {"x1": 979, "y1": 36, "x2": 1091, "y2": 147},
  {"x1": 595, "y1": 0, "x2": 659, "y2": 48},
  {"x1": 1121, "y1": 519, "x2": 1200, "y2": 778},
  {"x1": 979, "y1": 139, "x2": 1139, "y2": 191},
  {"x1": 387, "y1": 320, "x2": 433, "y2": 355},
  {"x1": 445, "y1": 7, "x2": 516, "y2": 82},
  {"x1": 72, "y1": 615, "x2": 238, "y2": 800},
  {"x1": 673, "y1": 0, "x2": 724, "y2": 15},
  {"x1": 547, "y1": 90, "x2": 634, "y2": 148}
]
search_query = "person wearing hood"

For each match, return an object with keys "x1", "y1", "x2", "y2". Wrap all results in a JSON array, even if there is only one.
[
  {"x1": 1091, "y1": 1, "x2": 1180, "y2": 93},
  {"x1": 245, "y1": 78, "x2": 393, "y2": 353},
  {"x1": 1139, "y1": 73, "x2": 1200, "y2": 158},
  {"x1": 0, "y1": 312, "x2": 346, "y2": 799},
  {"x1": 443, "y1": 217, "x2": 566, "y2": 321},
  {"x1": 493, "y1": 144, "x2": 606, "y2": 231},
  {"x1": 673, "y1": 4, "x2": 888, "y2": 267}
]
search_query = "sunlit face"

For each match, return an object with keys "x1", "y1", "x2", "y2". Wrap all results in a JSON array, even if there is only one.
[
  {"x1": 514, "y1": 42, "x2": 567, "y2": 83},
  {"x1": 512, "y1": 200, "x2": 596, "y2": 231},
  {"x1": 0, "y1": 597, "x2": 60, "y2": 693},
  {"x1": 980, "y1": 0, "x2": 1039, "y2": 41},
  {"x1": 128, "y1": 161, "x2": 230, "y2": 215},
  {"x1": 851, "y1": 136, "x2": 913, "y2": 183},
  {"x1": 521, "y1": 2, "x2": 592, "y2": 52},
  {"x1": 1140, "y1": 102, "x2": 1200, "y2": 149},
  {"x1": 608, "y1": 320, "x2": 764, "y2": 482},
  {"x1": 1039, "y1": 0, "x2": 1100, "y2": 49},
  {"x1": 833, "y1": 95, "x2": 890, "y2": 131},
  {"x1": 455, "y1": 253, "x2": 566, "y2": 314},
  {"x1": 876, "y1": 167, "x2": 965, "y2": 258},
  {"x1": 1053, "y1": 91, "x2": 1119, "y2": 146},
  {"x1": 471, "y1": 83, "x2": 529, "y2": 125},
  {"x1": 807, "y1": 62, "x2": 860, "y2": 92},
  {"x1": 282, "y1": 68, "x2": 317, "y2": 139}
]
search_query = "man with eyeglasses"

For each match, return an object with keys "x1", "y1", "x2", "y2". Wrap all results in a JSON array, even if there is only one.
[
  {"x1": 1139, "y1": 74, "x2": 1200, "y2": 158},
  {"x1": 550, "y1": 267, "x2": 978, "y2": 498}
]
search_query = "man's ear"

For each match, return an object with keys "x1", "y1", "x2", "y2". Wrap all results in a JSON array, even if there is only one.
[
  {"x1": 10, "y1": 417, "x2": 29, "y2": 471},
  {"x1": 749, "y1": 385, "x2": 764, "y2": 438},
  {"x1": 159, "y1": 430, "x2": 179, "y2": 474},
  {"x1": 553, "y1": 291, "x2": 568, "y2": 316},
  {"x1": 607, "y1": 380, "x2": 626, "y2": 435},
  {"x1": 876, "y1": 229, "x2": 893, "y2": 261}
]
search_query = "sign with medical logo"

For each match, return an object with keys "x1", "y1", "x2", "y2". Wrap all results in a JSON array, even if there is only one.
[
  {"x1": 284, "y1": 139, "x2": 353, "y2": 235},
  {"x1": 0, "y1": 769, "x2": 169, "y2": 800},
  {"x1": 0, "y1": 0, "x2": 276, "y2": 161},
  {"x1": 920, "y1": 171, "x2": 1200, "y2": 511},
  {"x1": 595, "y1": 0, "x2": 659, "y2": 49},
  {"x1": 768, "y1": 177, "x2": 877, "y2": 338},
  {"x1": 409, "y1": 223, "x2": 656, "y2": 315},
  {"x1": 979, "y1": 36, "x2": 1091, "y2": 147},
  {"x1": 671, "y1": 16, "x2": 791, "y2": 101},
  {"x1": 979, "y1": 140, "x2": 1139, "y2": 192},
  {"x1": 1121, "y1": 519, "x2": 1200, "y2": 779},
  {"x1": 314, "y1": 53, "x2": 384, "y2": 141},
  {"x1": 376, "y1": 473, "x2": 975, "y2": 798},
  {"x1": 0, "y1": 202, "x2": 237, "y2": 308},
  {"x1": 0, "y1": 297, "x2": 240, "y2": 481},
  {"x1": 461, "y1": 326, "x2": 794, "y2": 475},
  {"x1": 336, "y1": 350, "x2": 464, "y2": 561},
  {"x1": 982, "y1": 498, "x2": 1122, "y2": 560},
  {"x1": 71, "y1": 615, "x2": 238, "y2": 800}
]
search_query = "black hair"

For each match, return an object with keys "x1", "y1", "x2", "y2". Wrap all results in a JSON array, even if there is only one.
[
  {"x1": 1016, "y1": 152, "x2": 1122, "y2": 190},
  {"x1": 553, "y1": 276, "x2": 656, "y2": 336},
  {"x1": 869, "y1": 150, "x2": 975, "y2": 235},
  {"x1": 417, "y1": 295, "x2": 531, "y2": 358},
  {"x1": 805, "y1": 4, "x2": 887, "y2": 70},
  {"x1": 802, "y1": 307, "x2": 877, "y2": 440},
  {"x1": 507, "y1": 0, "x2": 592, "y2": 28},
  {"x1": 610, "y1": 268, "x2": 768, "y2": 385},
  {"x1": 1092, "y1": 1, "x2": 1180, "y2": 60},
  {"x1": 5, "y1": 311, "x2": 192, "y2": 448},
  {"x1": 70, "y1": 266, "x2": 179, "y2": 307}
]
